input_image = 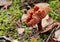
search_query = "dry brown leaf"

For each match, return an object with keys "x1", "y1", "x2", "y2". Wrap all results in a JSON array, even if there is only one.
[
  {"x1": 26, "y1": 3, "x2": 50, "y2": 27},
  {"x1": 0, "y1": 0, "x2": 12, "y2": 8},
  {"x1": 41, "y1": 22, "x2": 60, "y2": 33},
  {"x1": 42, "y1": 15, "x2": 53, "y2": 28},
  {"x1": 11, "y1": 39, "x2": 19, "y2": 42}
]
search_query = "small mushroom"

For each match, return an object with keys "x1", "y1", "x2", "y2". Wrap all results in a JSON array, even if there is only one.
[{"x1": 26, "y1": 3, "x2": 51, "y2": 31}]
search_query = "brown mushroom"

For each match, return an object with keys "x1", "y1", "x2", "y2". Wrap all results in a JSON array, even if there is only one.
[
  {"x1": 26, "y1": 3, "x2": 60, "y2": 33},
  {"x1": 26, "y1": 3, "x2": 50, "y2": 31}
]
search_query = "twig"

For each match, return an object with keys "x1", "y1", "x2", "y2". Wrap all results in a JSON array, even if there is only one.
[{"x1": 45, "y1": 26, "x2": 60, "y2": 42}]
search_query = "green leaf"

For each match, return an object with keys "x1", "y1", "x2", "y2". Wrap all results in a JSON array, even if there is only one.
[{"x1": 38, "y1": 39, "x2": 42, "y2": 42}]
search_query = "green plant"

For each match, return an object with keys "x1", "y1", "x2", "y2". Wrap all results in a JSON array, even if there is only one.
[
  {"x1": 0, "y1": 0, "x2": 23, "y2": 39},
  {"x1": 49, "y1": 0, "x2": 60, "y2": 21}
]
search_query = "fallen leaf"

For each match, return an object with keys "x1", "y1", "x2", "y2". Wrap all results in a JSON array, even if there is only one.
[
  {"x1": 53, "y1": 29, "x2": 60, "y2": 41},
  {"x1": 41, "y1": 22, "x2": 60, "y2": 33},
  {"x1": 42, "y1": 15, "x2": 53, "y2": 28},
  {"x1": 11, "y1": 39, "x2": 19, "y2": 42},
  {"x1": 21, "y1": 14, "x2": 28, "y2": 22},
  {"x1": 17, "y1": 28, "x2": 24, "y2": 34},
  {"x1": 0, "y1": 0, "x2": 12, "y2": 8}
]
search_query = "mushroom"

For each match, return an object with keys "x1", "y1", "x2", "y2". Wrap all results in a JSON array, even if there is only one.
[
  {"x1": 26, "y1": 3, "x2": 51, "y2": 31},
  {"x1": 26, "y1": 3, "x2": 60, "y2": 33}
]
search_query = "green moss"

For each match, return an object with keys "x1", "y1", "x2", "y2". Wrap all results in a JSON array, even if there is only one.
[
  {"x1": 0, "y1": 0, "x2": 23, "y2": 39},
  {"x1": 49, "y1": 0, "x2": 60, "y2": 21},
  {"x1": 38, "y1": 39, "x2": 42, "y2": 42}
]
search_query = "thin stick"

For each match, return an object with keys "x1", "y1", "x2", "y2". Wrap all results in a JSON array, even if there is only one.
[{"x1": 45, "y1": 26, "x2": 60, "y2": 42}]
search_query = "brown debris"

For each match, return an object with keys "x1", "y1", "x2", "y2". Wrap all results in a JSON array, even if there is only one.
[
  {"x1": 21, "y1": 14, "x2": 28, "y2": 22},
  {"x1": 41, "y1": 22, "x2": 60, "y2": 33},
  {"x1": 53, "y1": 29, "x2": 60, "y2": 41},
  {"x1": 0, "y1": 0, "x2": 12, "y2": 8},
  {"x1": 49, "y1": 39, "x2": 55, "y2": 42},
  {"x1": 42, "y1": 15, "x2": 53, "y2": 28}
]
